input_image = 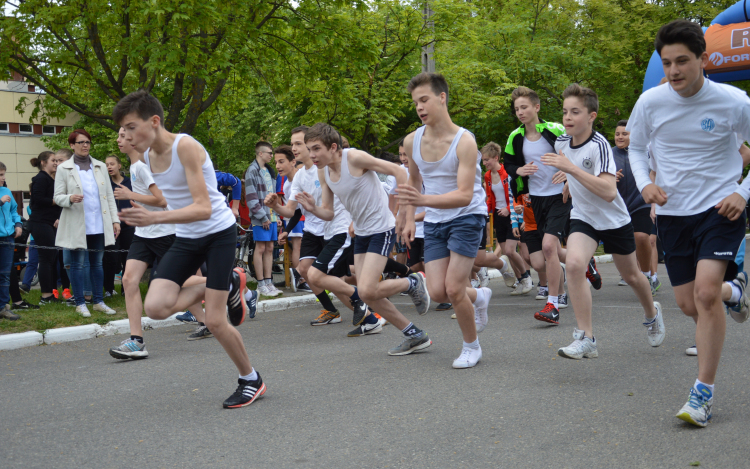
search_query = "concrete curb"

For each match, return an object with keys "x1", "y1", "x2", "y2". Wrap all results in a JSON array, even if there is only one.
[{"x1": 0, "y1": 331, "x2": 44, "y2": 350}]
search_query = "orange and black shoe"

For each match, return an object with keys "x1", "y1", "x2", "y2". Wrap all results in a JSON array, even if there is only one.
[
  {"x1": 310, "y1": 310, "x2": 341, "y2": 326},
  {"x1": 62, "y1": 288, "x2": 72, "y2": 300},
  {"x1": 223, "y1": 373, "x2": 266, "y2": 409},
  {"x1": 52, "y1": 289, "x2": 59, "y2": 299},
  {"x1": 586, "y1": 258, "x2": 602, "y2": 290},
  {"x1": 534, "y1": 303, "x2": 560, "y2": 325},
  {"x1": 226, "y1": 267, "x2": 248, "y2": 327}
]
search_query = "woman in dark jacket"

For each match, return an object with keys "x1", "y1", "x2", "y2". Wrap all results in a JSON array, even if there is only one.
[{"x1": 103, "y1": 155, "x2": 134, "y2": 296}]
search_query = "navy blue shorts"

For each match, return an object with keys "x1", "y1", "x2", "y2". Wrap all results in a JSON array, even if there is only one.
[
  {"x1": 424, "y1": 214, "x2": 486, "y2": 263},
  {"x1": 657, "y1": 207, "x2": 745, "y2": 287},
  {"x1": 353, "y1": 228, "x2": 396, "y2": 257}
]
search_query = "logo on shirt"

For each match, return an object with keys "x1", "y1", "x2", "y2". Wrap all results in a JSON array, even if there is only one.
[
  {"x1": 582, "y1": 158, "x2": 593, "y2": 169},
  {"x1": 701, "y1": 118, "x2": 715, "y2": 132},
  {"x1": 314, "y1": 180, "x2": 321, "y2": 188}
]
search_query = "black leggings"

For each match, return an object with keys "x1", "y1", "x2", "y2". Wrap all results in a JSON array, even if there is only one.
[
  {"x1": 103, "y1": 223, "x2": 134, "y2": 293},
  {"x1": 29, "y1": 221, "x2": 58, "y2": 295}
]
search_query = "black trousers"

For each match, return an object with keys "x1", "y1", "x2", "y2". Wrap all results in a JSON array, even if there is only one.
[
  {"x1": 103, "y1": 224, "x2": 134, "y2": 293},
  {"x1": 29, "y1": 221, "x2": 58, "y2": 295}
]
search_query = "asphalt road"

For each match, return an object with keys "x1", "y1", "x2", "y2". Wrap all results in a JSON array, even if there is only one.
[{"x1": 2, "y1": 258, "x2": 750, "y2": 468}]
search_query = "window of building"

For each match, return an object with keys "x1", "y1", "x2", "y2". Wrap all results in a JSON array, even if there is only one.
[
  {"x1": 0, "y1": 123, "x2": 8, "y2": 133},
  {"x1": 42, "y1": 125, "x2": 56, "y2": 135},
  {"x1": 19, "y1": 124, "x2": 33, "y2": 134}
]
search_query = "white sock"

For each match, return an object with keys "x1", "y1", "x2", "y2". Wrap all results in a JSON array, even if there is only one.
[
  {"x1": 652, "y1": 273, "x2": 658, "y2": 282},
  {"x1": 499, "y1": 259, "x2": 509, "y2": 273},
  {"x1": 694, "y1": 379, "x2": 714, "y2": 395},
  {"x1": 727, "y1": 281, "x2": 741, "y2": 303},
  {"x1": 244, "y1": 290, "x2": 255, "y2": 301},
  {"x1": 548, "y1": 295, "x2": 559, "y2": 309},
  {"x1": 472, "y1": 288, "x2": 483, "y2": 306},
  {"x1": 240, "y1": 368, "x2": 258, "y2": 382},
  {"x1": 643, "y1": 271, "x2": 651, "y2": 278},
  {"x1": 463, "y1": 339, "x2": 480, "y2": 350}
]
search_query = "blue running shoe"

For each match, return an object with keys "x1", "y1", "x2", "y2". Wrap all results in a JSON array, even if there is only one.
[
  {"x1": 176, "y1": 310, "x2": 199, "y2": 324},
  {"x1": 676, "y1": 384, "x2": 713, "y2": 427},
  {"x1": 109, "y1": 338, "x2": 148, "y2": 360},
  {"x1": 247, "y1": 290, "x2": 258, "y2": 319}
]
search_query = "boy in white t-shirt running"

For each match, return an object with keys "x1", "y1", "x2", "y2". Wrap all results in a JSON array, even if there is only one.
[
  {"x1": 540, "y1": 84, "x2": 664, "y2": 360},
  {"x1": 627, "y1": 20, "x2": 750, "y2": 427}
]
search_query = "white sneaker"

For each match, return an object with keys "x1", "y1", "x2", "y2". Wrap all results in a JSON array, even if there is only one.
[
  {"x1": 558, "y1": 328, "x2": 598, "y2": 359},
  {"x1": 470, "y1": 278, "x2": 480, "y2": 289},
  {"x1": 477, "y1": 267, "x2": 489, "y2": 288},
  {"x1": 643, "y1": 302, "x2": 665, "y2": 347},
  {"x1": 93, "y1": 302, "x2": 116, "y2": 315},
  {"x1": 76, "y1": 304, "x2": 91, "y2": 317},
  {"x1": 618, "y1": 277, "x2": 628, "y2": 286},
  {"x1": 452, "y1": 345, "x2": 482, "y2": 369},
  {"x1": 450, "y1": 313, "x2": 457, "y2": 319},
  {"x1": 560, "y1": 262, "x2": 567, "y2": 285},
  {"x1": 535, "y1": 286, "x2": 549, "y2": 300},
  {"x1": 474, "y1": 287, "x2": 491, "y2": 333},
  {"x1": 500, "y1": 255, "x2": 515, "y2": 287},
  {"x1": 257, "y1": 284, "x2": 271, "y2": 296},
  {"x1": 686, "y1": 345, "x2": 697, "y2": 356},
  {"x1": 519, "y1": 277, "x2": 533, "y2": 295},
  {"x1": 558, "y1": 293, "x2": 568, "y2": 309},
  {"x1": 266, "y1": 284, "x2": 282, "y2": 297}
]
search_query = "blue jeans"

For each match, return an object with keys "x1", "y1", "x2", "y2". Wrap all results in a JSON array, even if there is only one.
[
  {"x1": 21, "y1": 240, "x2": 38, "y2": 288},
  {"x1": 63, "y1": 250, "x2": 92, "y2": 296},
  {"x1": 0, "y1": 236, "x2": 13, "y2": 307},
  {"x1": 66, "y1": 234, "x2": 104, "y2": 306}
]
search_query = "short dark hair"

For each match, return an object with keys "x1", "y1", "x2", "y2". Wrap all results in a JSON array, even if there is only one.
[
  {"x1": 0, "y1": 162, "x2": 6, "y2": 172},
  {"x1": 274, "y1": 145, "x2": 295, "y2": 162},
  {"x1": 407, "y1": 72, "x2": 449, "y2": 104},
  {"x1": 291, "y1": 125, "x2": 309, "y2": 137},
  {"x1": 255, "y1": 141, "x2": 273, "y2": 151},
  {"x1": 304, "y1": 123, "x2": 342, "y2": 150},
  {"x1": 68, "y1": 129, "x2": 92, "y2": 145},
  {"x1": 616, "y1": 119, "x2": 628, "y2": 128},
  {"x1": 655, "y1": 19, "x2": 706, "y2": 58},
  {"x1": 112, "y1": 90, "x2": 165, "y2": 126},
  {"x1": 562, "y1": 83, "x2": 599, "y2": 114}
]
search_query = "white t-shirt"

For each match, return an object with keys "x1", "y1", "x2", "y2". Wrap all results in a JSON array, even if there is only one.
[
  {"x1": 523, "y1": 136, "x2": 562, "y2": 196},
  {"x1": 491, "y1": 178, "x2": 508, "y2": 212},
  {"x1": 129, "y1": 161, "x2": 175, "y2": 238},
  {"x1": 628, "y1": 79, "x2": 750, "y2": 216},
  {"x1": 289, "y1": 164, "x2": 325, "y2": 237},
  {"x1": 555, "y1": 132, "x2": 631, "y2": 230},
  {"x1": 389, "y1": 164, "x2": 425, "y2": 238}
]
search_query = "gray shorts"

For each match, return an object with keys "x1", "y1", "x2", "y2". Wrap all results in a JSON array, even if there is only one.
[{"x1": 424, "y1": 214, "x2": 486, "y2": 263}]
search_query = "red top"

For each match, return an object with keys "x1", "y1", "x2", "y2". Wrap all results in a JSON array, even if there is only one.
[{"x1": 484, "y1": 165, "x2": 510, "y2": 213}]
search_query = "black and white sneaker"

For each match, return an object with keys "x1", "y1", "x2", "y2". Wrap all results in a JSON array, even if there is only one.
[
  {"x1": 227, "y1": 268, "x2": 248, "y2": 327},
  {"x1": 223, "y1": 374, "x2": 266, "y2": 409},
  {"x1": 347, "y1": 321, "x2": 383, "y2": 337},
  {"x1": 11, "y1": 300, "x2": 39, "y2": 311},
  {"x1": 290, "y1": 268, "x2": 299, "y2": 292},
  {"x1": 297, "y1": 282, "x2": 312, "y2": 293},
  {"x1": 187, "y1": 325, "x2": 213, "y2": 340},
  {"x1": 352, "y1": 299, "x2": 368, "y2": 326},
  {"x1": 38, "y1": 296, "x2": 60, "y2": 306},
  {"x1": 247, "y1": 290, "x2": 258, "y2": 319}
]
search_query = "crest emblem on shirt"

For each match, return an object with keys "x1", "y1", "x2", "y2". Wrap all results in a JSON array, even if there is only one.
[
  {"x1": 582, "y1": 158, "x2": 593, "y2": 169},
  {"x1": 701, "y1": 118, "x2": 715, "y2": 132}
]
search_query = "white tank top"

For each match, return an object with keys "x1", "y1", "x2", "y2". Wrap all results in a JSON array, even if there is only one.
[
  {"x1": 143, "y1": 134, "x2": 236, "y2": 238},
  {"x1": 324, "y1": 149, "x2": 395, "y2": 236},
  {"x1": 411, "y1": 126, "x2": 487, "y2": 223}
]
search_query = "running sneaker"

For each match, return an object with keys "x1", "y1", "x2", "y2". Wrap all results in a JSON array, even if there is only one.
[
  {"x1": 310, "y1": 310, "x2": 341, "y2": 326},
  {"x1": 407, "y1": 272, "x2": 430, "y2": 315},
  {"x1": 103, "y1": 290, "x2": 116, "y2": 298},
  {"x1": 686, "y1": 345, "x2": 697, "y2": 356},
  {"x1": 474, "y1": 287, "x2": 491, "y2": 333},
  {"x1": 52, "y1": 289, "x2": 59, "y2": 299},
  {"x1": 499, "y1": 255, "x2": 515, "y2": 287},
  {"x1": 266, "y1": 284, "x2": 283, "y2": 297},
  {"x1": 558, "y1": 328, "x2": 598, "y2": 359},
  {"x1": 109, "y1": 338, "x2": 149, "y2": 360},
  {"x1": 535, "y1": 286, "x2": 548, "y2": 300},
  {"x1": 511, "y1": 277, "x2": 533, "y2": 296},
  {"x1": 246, "y1": 290, "x2": 258, "y2": 319},
  {"x1": 534, "y1": 303, "x2": 560, "y2": 325},
  {"x1": 347, "y1": 321, "x2": 383, "y2": 337},
  {"x1": 727, "y1": 271, "x2": 749, "y2": 323},
  {"x1": 0, "y1": 305, "x2": 20, "y2": 320},
  {"x1": 676, "y1": 384, "x2": 713, "y2": 427},
  {"x1": 450, "y1": 313, "x2": 457, "y2": 319},
  {"x1": 558, "y1": 293, "x2": 568, "y2": 309},
  {"x1": 651, "y1": 277, "x2": 661, "y2": 293},
  {"x1": 436, "y1": 303, "x2": 453, "y2": 311},
  {"x1": 290, "y1": 268, "x2": 299, "y2": 293},
  {"x1": 187, "y1": 325, "x2": 213, "y2": 340},
  {"x1": 76, "y1": 304, "x2": 91, "y2": 317},
  {"x1": 223, "y1": 373, "x2": 266, "y2": 409},
  {"x1": 297, "y1": 282, "x2": 312, "y2": 293},
  {"x1": 65, "y1": 298, "x2": 76, "y2": 307},
  {"x1": 376, "y1": 316, "x2": 387, "y2": 327},
  {"x1": 643, "y1": 302, "x2": 665, "y2": 347},
  {"x1": 618, "y1": 277, "x2": 628, "y2": 286},
  {"x1": 93, "y1": 302, "x2": 117, "y2": 315},
  {"x1": 19, "y1": 283, "x2": 30, "y2": 294},
  {"x1": 387, "y1": 333, "x2": 432, "y2": 356},
  {"x1": 352, "y1": 300, "x2": 369, "y2": 326},
  {"x1": 176, "y1": 310, "x2": 199, "y2": 324},
  {"x1": 452, "y1": 346, "x2": 482, "y2": 369},
  {"x1": 586, "y1": 258, "x2": 602, "y2": 290},
  {"x1": 62, "y1": 288, "x2": 72, "y2": 300},
  {"x1": 39, "y1": 296, "x2": 60, "y2": 306},
  {"x1": 226, "y1": 268, "x2": 248, "y2": 327},
  {"x1": 477, "y1": 267, "x2": 489, "y2": 288},
  {"x1": 470, "y1": 278, "x2": 480, "y2": 289},
  {"x1": 11, "y1": 300, "x2": 39, "y2": 311},
  {"x1": 257, "y1": 284, "x2": 271, "y2": 297}
]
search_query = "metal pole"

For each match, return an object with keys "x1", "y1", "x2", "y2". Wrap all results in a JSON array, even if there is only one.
[{"x1": 421, "y1": 3, "x2": 435, "y2": 73}]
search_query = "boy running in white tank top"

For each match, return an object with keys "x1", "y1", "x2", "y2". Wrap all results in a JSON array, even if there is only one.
[
  {"x1": 399, "y1": 73, "x2": 493, "y2": 369},
  {"x1": 540, "y1": 84, "x2": 664, "y2": 361},
  {"x1": 114, "y1": 90, "x2": 264, "y2": 410},
  {"x1": 299, "y1": 123, "x2": 432, "y2": 356}
]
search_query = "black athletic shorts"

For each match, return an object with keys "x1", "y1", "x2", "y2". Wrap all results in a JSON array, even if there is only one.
[
  {"x1": 569, "y1": 219, "x2": 636, "y2": 256},
  {"x1": 311, "y1": 233, "x2": 353, "y2": 278},
  {"x1": 630, "y1": 208, "x2": 654, "y2": 235},
  {"x1": 522, "y1": 229, "x2": 543, "y2": 254},
  {"x1": 494, "y1": 213, "x2": 519, "y2": 243},
  {"x1": 127, "y1": 235, "x2": 176, "y2": 271},
  {"x1": 300, "y1": 232, "x2": 326, "y2": 260},
  {"x1": 530, "y1": 193, "x2": 571, "y2": 240},
  {"x1": 154, "y1": 225, "x2": 236, "y2": 291},
  {"x1": 354, "y1": 228, "x2": 396, "y2": 256},
  {"x1": 657, "y1": 207, "x2": 745, "y2": 287},
  {"x1": 407, "y1": 237, "x2": 425, "y2": 267}
]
